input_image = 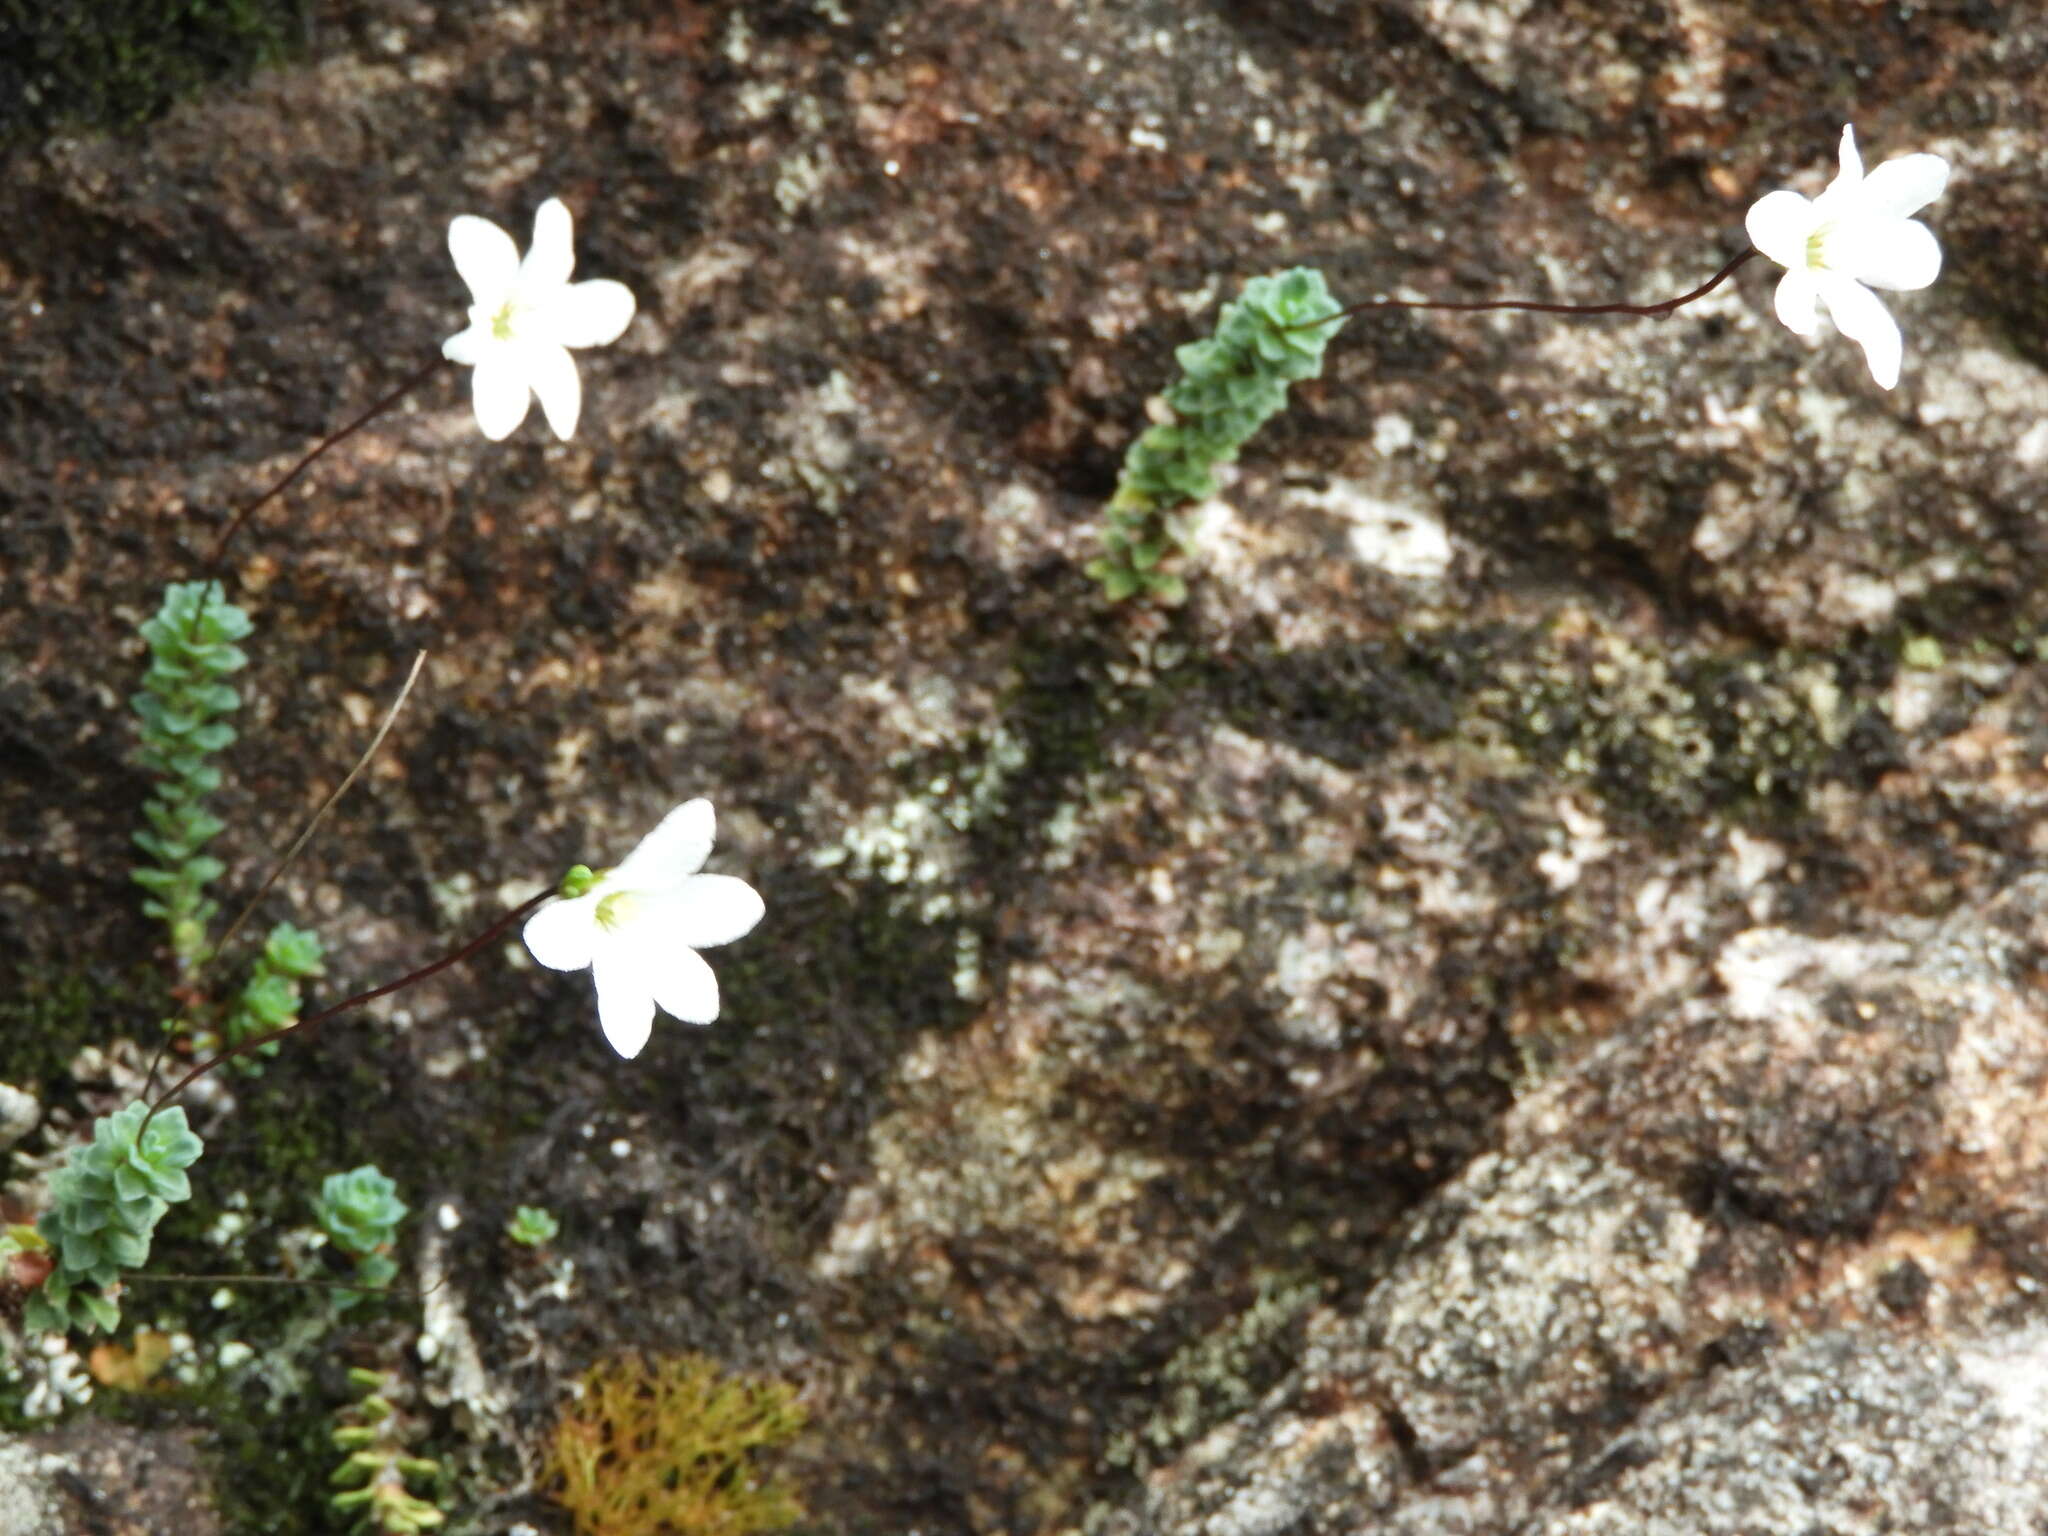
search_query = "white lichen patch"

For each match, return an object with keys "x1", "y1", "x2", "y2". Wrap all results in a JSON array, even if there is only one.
[
  {"x1": 1912, "y1": 344, "x2": 2048, "y2": 466},
  {"x1": 1290, "y1": 478, "x2": 1454, "y2": 581},
  {"x1": 0, "y1": 1439, "x2": 63, "y2": 1532},
  {"x1": 764, "y1": 368, "x2": 863, "y2": 512},
  {"x1": 1535, "y1": 795, "x2": 1612, "y2": 892},
  {"x1": 649, "y1": 240, "x2": 753, "y2": 317},
  {"x1": 809, "y1": 793, "x2": 964, "y2": 919},
  {"x1": 773, "y1": 146, "x2": 835, "y2": 217},
  {"x1": 1713, "y1": 927, "x2": 1912, "y2": 1024},
  {"x1": 806, "y1": 712, "x2": 1022, "y2": 941},
  {"x1": 1417, "y1": 0, "x2": 1539, "y2": 89},
  {"x1": 15, "y1": 1332, "x2": 92, "y2": 1419},
  {"x1": 1269, "y1": 925, "x2": 1374, "y2": 1048},
  {"x1": 1190, "y1": 466, "x2": 1468, "y2": 647},
  {"x1": 1379, "y1": 782, "x2": 1497, "y2": 919},
  {"x1": 1955, "y1": 1324, "x2": 2048, "y2": 1470},
  {"x1": 972, "y1": 479, "x2": 1066, "y2": 575}
]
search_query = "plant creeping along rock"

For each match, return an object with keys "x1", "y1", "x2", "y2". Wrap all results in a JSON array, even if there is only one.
[
  {"x1": 1090, "y1": 267, "x2": 1344, "y2": 604},
  {"x1": 22, "y1": 1100, "x2": 204, "y2": 1335}
]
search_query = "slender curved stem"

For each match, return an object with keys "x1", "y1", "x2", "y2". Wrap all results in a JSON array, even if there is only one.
[
  {"x1": 142, "y1": 887, "x2": 552, "y2": 1134},
  {"x1": 1293, "y1": 245, "x2": 1760, "y2": 329},
  {"x1": 126, "y1": 1270, "x2": 446, "y2": 1302},
  {"x1": 213, "y1": 650, "x2": 431, "y2": 965},
  {"x1": 142, "y1": 650, "x2": 432, "y2": 1100},
  {"x1": 204, "y1": 354, "x2": 450, "y2": 570}
]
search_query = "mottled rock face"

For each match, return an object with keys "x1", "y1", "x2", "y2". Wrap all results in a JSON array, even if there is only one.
[{"x1": 5, "y1": 0, "x2": 2048, "y2": 1531}]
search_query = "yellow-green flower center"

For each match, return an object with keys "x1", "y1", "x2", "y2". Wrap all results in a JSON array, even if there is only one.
[{"x1": 595, "y1": 890, "x2": 639, "y2": 932}]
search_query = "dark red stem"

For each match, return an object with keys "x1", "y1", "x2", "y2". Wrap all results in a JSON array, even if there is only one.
[
  {"x1": 1294, "y1": 245, "x2": 1760, "y2": 329},
  {"x1": 204, "y1": 354, "x2": 451, "y2": 571},
  {"x1": 142, "y1": 887, "x2": 552, "y2": 1134}
]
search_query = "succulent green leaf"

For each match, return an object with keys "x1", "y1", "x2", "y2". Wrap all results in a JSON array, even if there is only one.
[
  {"x1": 30, "y1": 1103, "x2": 203, "y2": 1336},
  {"x1": 316, "y1": 1165, "x2": 408, "y2": 1261},
  {"x1": 112, "y1": 1163, "x2": 153, "y2": 1203},
  {"x1": 506, "y1": 1205, "x2": 561, "y2": 1246},
  {"x1": 102, "y1": 1227, "x2": 150, "y2": 1269},
  {"x1": 262, "y1": 922, "x2": 326, "y2": 976}
]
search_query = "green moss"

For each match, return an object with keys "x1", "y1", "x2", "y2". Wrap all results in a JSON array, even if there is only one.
[
  {"x1": 0, "y1": 0, "x2": 304, "y2": 146},
  {"x1": 0, "y1": 966, "x2": 160, "y2": 1088}
]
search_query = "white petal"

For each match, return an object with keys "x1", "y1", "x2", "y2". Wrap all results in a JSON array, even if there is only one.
[
  {"x1": 442, "y1": 324, "x2": 489, "y2": 366},
  {"x1": 1817, "y1": 274, "x2": 1903, "y2": 389},
  {"x1": 523, "y1": 896, "x2": 599, "y2": 971},
  {"x1": 448, "y1": 215, "x2": 519, "y2": 306},
  {"x1": 616, "y1": 799, "x2": 716, "y2": 884},
  {"x1": 525, "y1": 342, "x2": 583, "y2": 439},
  {"x1": 522, "y1": 198, "x2": 576, "y2": 290},
  {"x1": 592, "y1": 949, "x2": 657, "y2": 1058},
  {"x1": 471, "y1": 363, "x2": 532, "y2": 440},
  {"x1": 1773, "y1": 267, "x2": 1822, "y2": 337},
  {"x1": 1745, "y1": 191, "x2": 1818, "y2": 271},
  {"x1": 1836, "y1": 124, "x2": 1863, "y2": 186},
  {"x1": 648, "y1": 875, "x2": 765, "y2": 951},
  {"x1": 1853, "y1": 154, "x2": 1950, "y2": 222},
  {"x1": 1811, "y1": 126, "x2": 1865, "y2": 222},
  {"x1": 541, "y1": 279, "x2": 637, "y2": 349},
  {"x1": 1834, "y1": 218, "x2": 1942, "y2": 291},
  {"x1": 649, "y1": 945, "x2": 721, "y2": 1026}
]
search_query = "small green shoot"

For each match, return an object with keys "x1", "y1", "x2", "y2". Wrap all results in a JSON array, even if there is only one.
[
  {"x1": 1090, "y1": 267, "x2": 1345, "y2": 603},
  {"x1": 314, "y1": 1165, "x2": 408, "y2": 1310},
  {"x1": 506, "y1": 1205, "x2": 560, "y2": 1248}
]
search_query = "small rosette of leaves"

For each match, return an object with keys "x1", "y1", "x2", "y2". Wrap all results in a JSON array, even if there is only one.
[
  {"x1": 331, "y1": 1367, "x2": 445, "y2": 1534},
  {"x1": 25, "y1": 1102, "x2": 204, "y2": 1335},
  {"x1": 315, "y1": 1165, "x2": 407, "y2": 1310},
  {"x1": 506, "y1": 1205, "x2": 560, "y2": 1248},
  {"x1": 129, "y1": 580, "x2": 253, "y2": 978},
  {"x1": 1090, "y1": 267, "x2": 1345, "y2": 603},
  {"x1": 215, "y1": 921, "x2": 325, "y2": 1074}
]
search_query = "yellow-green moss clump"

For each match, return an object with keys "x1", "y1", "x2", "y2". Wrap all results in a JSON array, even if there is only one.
[{"x1": 543, "y1": 1352, "x2": 807, "y2": 1536}]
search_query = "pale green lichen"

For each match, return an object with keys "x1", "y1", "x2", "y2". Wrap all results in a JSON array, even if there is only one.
[
  {"x1": 1106, "y1": 1274, "x2": 1319, "y2": 1470},
  {"x1": 1470, "y1": 616, "x2": 1847, "y2": 824}
]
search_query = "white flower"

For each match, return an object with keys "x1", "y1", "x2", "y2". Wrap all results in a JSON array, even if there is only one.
[
  {"x1": 522, "y1": 799, "x2": 765, "y2": 1059},
  {"x1": 442, "y1": 198, "x2": 637, "y2": 440},
  {"x1": 1745, "y1": 125, "x2": 1948, "y2": 389}
]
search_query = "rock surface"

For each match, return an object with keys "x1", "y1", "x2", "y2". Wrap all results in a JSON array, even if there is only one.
[
  {"x1": 4, "y1": 0, "x2": 2048, "y2": 1532},
  {"x1": 0, "y1": 1424, "x2": 216, "y2": 1536}
]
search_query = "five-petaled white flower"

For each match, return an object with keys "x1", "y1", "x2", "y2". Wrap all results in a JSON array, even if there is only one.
[
  {"x1": 442, "y1": 198, "x2": 636, "y2": 441},
  {"x1": 522, "y1": 799, "x2": 765, "y2": 1060},
  {"x1": 1745, "y1": 125, "x2": 1949, "y2": 390}
]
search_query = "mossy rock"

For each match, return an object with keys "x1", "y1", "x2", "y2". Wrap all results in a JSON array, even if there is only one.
[{"x1": 0, "y1": 0, "x2": 304, "y2": 146}]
